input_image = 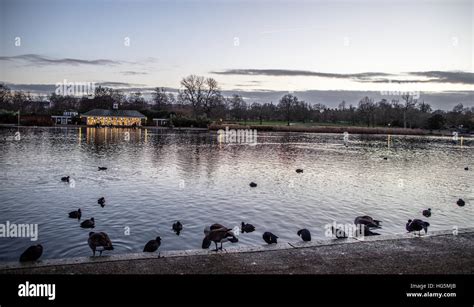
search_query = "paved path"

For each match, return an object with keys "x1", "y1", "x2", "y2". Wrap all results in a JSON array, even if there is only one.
[{"x1": 1, "y1": 229, "x2": 473, "y2": 274}]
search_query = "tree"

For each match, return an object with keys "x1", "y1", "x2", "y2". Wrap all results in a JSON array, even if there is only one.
[
  {"x1": 426, "y1": 114, "x2": 445, "y2": 130},
  {"x1": 401, "y1": 94, "x2": 417, "y2": 129},
  {"x1": 278, "y1": 94, "x2": 298, "y2": 126},
  {"x1": 151, "y1": 87, "x2": 170, "y2": 110}
]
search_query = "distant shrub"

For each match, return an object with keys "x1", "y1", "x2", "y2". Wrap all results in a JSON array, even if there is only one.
[{"x1": 171, "y1": 117, "x2": 210, "y2": 128}]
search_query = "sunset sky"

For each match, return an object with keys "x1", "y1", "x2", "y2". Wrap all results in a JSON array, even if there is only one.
[{"x1": 1, "y1": 0, "x2": 473, "y2": 109}]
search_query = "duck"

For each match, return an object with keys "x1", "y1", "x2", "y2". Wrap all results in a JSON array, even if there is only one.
[
  {"x1": 406, "y1": 219, "x2": 430, "y2": 235},
  {"x1": 354, "y1": 216, "x2": 381, "y2": 228},
  {"x1": 296, "y1": 169, "x2": 304, "y2": 173},
  {"x1": 19, "y1": 244, "x2": 43, "y2": 262},
  {"x1": 331, "y1": 226, "x2": 348, "y2": 239},
  {"x1": 88, "y1": 232, "x2": 114, "y2": 256},
  {"x1": 97, "y1": 197, "x2": 105, "y2": 207},
  {"x1": 457, "y1": 199, "x2": 465, "y2": 207},
  {"x1": 68, "y1": 208, "x2": 81, "y2": 219},
  {"x1": 241, "y1": 222, "x2": 255, "y2": 233},
  {"x1": 61, "y1": 176, "x2": 70, "y2": 183},
  {"x1": 249, "y1": 182, "x2": 257, "y2": 188},
  {"x1": 172, "y1": 221, "x2": 183, "y2": 235},
  {"x1": 262, "y1": 232, "x2": 278, "y2": 244},
  {"x1": 297, "y1": 229, "x2": 311, "y2": 241},
  {"x1": 422, "y1": 208, "x2": 431, "y2": 217},
  {"x1": 202, "y1": 225, "x2": 238, "y2": 251},
  {"x1": 98, "y1": 167, "x2": 107, "y2": 171},
  {"x1": 80, "y1": 218, "x2": 95, "y2": 228},
  {"x1": 143, "y1": 237, "x2": 161, "y2": 253}
]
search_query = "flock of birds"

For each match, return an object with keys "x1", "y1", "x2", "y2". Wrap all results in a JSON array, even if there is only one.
[{"x1": 18, "y1": 164, "x2": 469, "y2": 262}]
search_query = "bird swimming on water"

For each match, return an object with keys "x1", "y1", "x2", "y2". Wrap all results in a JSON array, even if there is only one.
[
  {"x1": 465, "y1": 167, "x2": 469, "y2": 171},
  {"x1": 406, "y1": 219, "x2": 430, "y2": 235},
  {"x1": 61, "y1": 176, "x2": 70, "y2": 183},
  {"x1": 296, "y1": 169, "x2": 303, "y2": 173},
  {"x1": 80, "y1": 217, "x2": 95, "y2": 228},
  {"x1": 262, "y1": 232, "x2": 278, "y2": 244},
  {"x1": 456, "y1": 199, "x2": 465, "y2": 207},
  {"x1": 172, "y1": 221, "x2": 183, "y2": 235},
  {"x1": 19, "y1": 244, "x2": 43, "y2": 262},
  {"x1": 249, "y1": 182, "x2": 257, "y2": 188},
  {"x1": 98, "y1": 167, "x2": 107, "y2": 171},
  {"x1": 241, "y1": 222, "x2": 255, "y2": 233},
  {"x1": 143, "y1": 237, "x2": 161, "y2": 253},
  {"x1": 354, "y1": 216, "x2": 381, "y2": 228},
  {"x1": 97, "y1": 197, "x2": 105, "y2": 207},
  {"x1": 422, "y1": 208, "x2": 431, "y2": 217},
  {"x1": 297, "y1": 229, "x2": 311, "y2": 241},
  {"x1": 68, "y1": 208, "x2": 81, "y2": 219},
  {"x1": 88, "y1": 232, "x2": 114, "y2": 256}
]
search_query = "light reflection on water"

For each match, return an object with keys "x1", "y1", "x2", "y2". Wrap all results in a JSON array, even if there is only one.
[{"x1": 0, "y1": 127, "x2": 472, "y2": 261}]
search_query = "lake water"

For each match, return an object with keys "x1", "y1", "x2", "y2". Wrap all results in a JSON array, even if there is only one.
[{"x1": 0, "y1": 127, "x2": 472, "y2": 262}]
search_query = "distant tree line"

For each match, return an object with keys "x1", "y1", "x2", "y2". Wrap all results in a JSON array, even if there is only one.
[{"x1": 0, "y1": 77, "x2": 473, "y2": 130}]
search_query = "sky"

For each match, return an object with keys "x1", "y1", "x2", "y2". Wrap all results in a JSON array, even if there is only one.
[{"x1": 0, "y1": 0, "x2": 473, "y2": 109}]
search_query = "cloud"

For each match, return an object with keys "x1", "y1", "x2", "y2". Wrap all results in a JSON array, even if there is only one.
[
  {"x1": 0, "y1": 54, "x2": 122, "y2": 66},
  {"x1": 212, "y1": 69, "x2": 474, "y2": 85}
]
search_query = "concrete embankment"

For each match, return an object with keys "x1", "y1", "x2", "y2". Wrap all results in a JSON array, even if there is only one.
[{"x1": 1, "y1": 228, "x2": 473, "y2": 274}]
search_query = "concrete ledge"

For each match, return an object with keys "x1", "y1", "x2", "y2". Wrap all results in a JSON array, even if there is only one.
[{"x1": 1, "y1": 227, "x2": 472, "y2": 273}]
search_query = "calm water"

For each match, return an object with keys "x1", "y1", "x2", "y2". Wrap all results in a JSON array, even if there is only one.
[{"x1": 0, "y1": 127, "x2": 472, "y2": 261}]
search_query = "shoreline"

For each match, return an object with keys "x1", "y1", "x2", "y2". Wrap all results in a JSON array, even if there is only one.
[
  {"x1": 1, "y1": 123, "x2": 472, "y2": 137},
  {"x1": 1, "y1": 227, "x2": 473, "y2": 274}
]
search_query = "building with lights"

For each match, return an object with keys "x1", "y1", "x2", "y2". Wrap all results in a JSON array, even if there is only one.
[{"x1": 81, "y1": 109, "x2": 146, "y2": 127}]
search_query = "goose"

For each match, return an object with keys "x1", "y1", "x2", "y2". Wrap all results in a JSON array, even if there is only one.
[
  {"x1": 297, "y1": 229, "x2": 311, "y2": 241},
  {"x1": 143, "y1": 237, "x2": 161, "y2": 253},
  {"x1": 331, "y1": 226, "x2": 348, "y2": 239},
  {"x1": 406, "y1": 219, "x2": 430, "y2": 235},
  {"x1": 202, "y1": 224, "x2": 225, "y2": 249},
  {"x1": 457, "y1": 199, "x2": 465, "y2": 207},
  {"x1": 296, "y1": 169, "x2": 304, "y2": 173},
  {"x1": 172, "y1": 221, "x2": 183, "y2": 235},
  {"x1": 19, "y1": 244, "x2": 43, "y2": 262},
  {"x1": 354, "y1": 216, "x2": 381, "y2": 228},
  {"x1": 98, "y1": 167, "x2": 107, "y2": 171},
  {"x1": 61, "y1": 176, "x2": 70, "y2": 183},
  {"x1": 422, "y1": 208, "x2": 431, "y2": 217},
  {"x1": 203, "y1": 226, "x2": 238, "y2": 251},
  {"x1": 241, "y1": 222, "x2": 255, "y2": 233},
  {"x1": 68, "y1": 208, "x2": 81, "y2": 219},
  {"x1": 262, "y1": 232, "x2": 278, "y2": 244},
  {"x1": 249, "y1": 182, "x2": 257, "y2": 188},
  {"x1": 80, "y1": 218, "x2": 95, "y2": 228},
  {"x1": 88, "y1": 232, "x2": 114, "y2": 256}
]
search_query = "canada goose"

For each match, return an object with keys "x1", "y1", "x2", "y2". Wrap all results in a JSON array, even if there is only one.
[
  {"x1": 61, "y1": 176, "x2": 70, "y2": 183},
  {"x1": 354, "y1": 216, "x2": 381, "y2": 228},
  {"x1": 172, "y1": 221, "x2": 183, "y2": 235},
  {"x1": 406, "y1": 219, "x2": 430, "y2": 235},
  {"x1": 241, "y1": 222, "x2": 255, "y2": 233},
  {"x1": 297, "y1": 229, "x2": 311, "y2": 241},
  {"x1": 457, "y1": 199, "x2": 465, "y2": 207},
  {"x1": 19, "y1": 245, "x2": 43, "y2": 262},
  {"x1": 249, "y1": 182, "x2": 257, "y2": 188},
  {"x1": 80, "y1": 218, "x2": 95, "y2": 228},
  {"x1": 68, "y1": 209, "x2": 81, "y2": 219},
  {"x1": 143, "y1": 237, "x2": 161, "y2": 253},
  {"x1": 331, "y1": 226, "x2": 348, "y2": 239},
  {"x1": 98, "y1": 167, "x2": 107, "y2": 171},
  {"x1": 262, "y1": 232, "x2": 278, "y2": 244},
  {"x1": 296, "y1": 169, "x2": 303, "y2": 173},
  {"x1": 203, "y1": 226, "x2": 238, "y2": 251},
  {"x1": 422, "y1": 208, "x2": 431, "y2": 217},
  {"x1": 88, "y1": 232, "x2": 114, "y2": 256}
]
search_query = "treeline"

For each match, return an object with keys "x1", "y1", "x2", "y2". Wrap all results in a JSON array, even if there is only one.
[{"x1": 1, "y1": 77, "x2": 473, "y2": 130}]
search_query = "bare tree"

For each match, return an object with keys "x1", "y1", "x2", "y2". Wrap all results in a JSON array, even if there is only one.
[
  {"x1": 180, "y1": 75, "x2": 205, "y2": 117},
  {"x1": 401, "y1": 94, "x2": 417, "y2": 129}
]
